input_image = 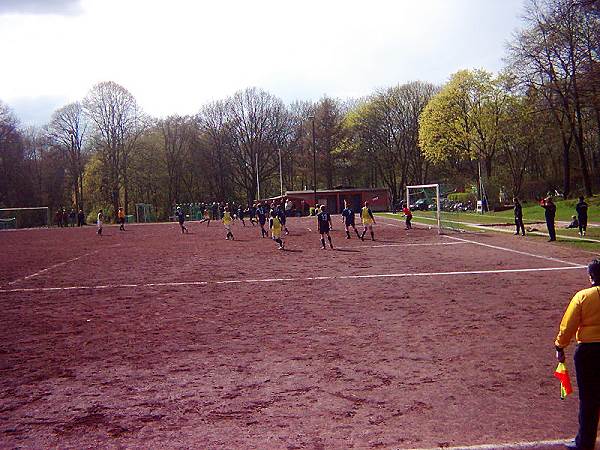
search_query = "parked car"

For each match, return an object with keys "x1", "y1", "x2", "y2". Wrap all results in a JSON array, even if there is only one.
[{"x1": 410, "y1": 199, "x2": 429, "y2": 211}]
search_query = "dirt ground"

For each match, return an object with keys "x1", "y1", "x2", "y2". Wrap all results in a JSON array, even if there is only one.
[{"x1": 0, "y1": 216, "x2": 597, "y2": 449}]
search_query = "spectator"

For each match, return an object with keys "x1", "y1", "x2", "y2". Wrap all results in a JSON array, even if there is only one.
[
  {"x1": 566, "y1": 216, "x2": 579, "y2": 229},
  {"x1": 576, "y1": 196, "x2": 589, "y2": 237},
  {"x1": 540, "y1": 197, "x2": 557, "y2": 242},
  {"x1": 77, "y1": 209, "x2": 85, "y2": 227},
  {"x1": 513, "y1": 197, "x2": 525, "y2": 236}
]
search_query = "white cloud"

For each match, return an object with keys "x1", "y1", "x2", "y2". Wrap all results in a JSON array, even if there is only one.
[{"x1": 0, "y1": 0, "x2": 526, "y2": 125}]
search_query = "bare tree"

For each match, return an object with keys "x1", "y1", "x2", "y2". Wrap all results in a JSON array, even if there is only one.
[
  {"x1": 48, "y1": 102, "x2": 88, "y2": 211},
  {"x1": 83, "y1": 81, "x2": 143, "y2": 217}
]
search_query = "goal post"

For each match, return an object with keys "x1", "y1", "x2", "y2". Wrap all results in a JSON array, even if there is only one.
[
  {"x1": 0, "y1": 207, "x2": 50, "y2": 229},
  {"x1": 406, "y1": 184, "x2": 441, "y2": 233}
]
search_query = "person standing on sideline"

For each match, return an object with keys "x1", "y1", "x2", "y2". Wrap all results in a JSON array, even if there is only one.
[
  {"x1": 402, "y1": 203, "x2": 413, "y2": 230},
  {"x1": 540, "y1": 197, "x2": 557, "y2": 242},
  {"x1": 513, "y1": 197, "x2": 525, "y2": 236},
  {"x1": 317, "y1": 205, "x2": 334, "y2": 250},
  {"x1": 118, "y1": 207, "x2": 126, "y2": 231},
  {"x1": 341, "y1": 200, "x2": 360, "y2": 239},
  {"x1": 576, "y1": 196, "x2": 589, "y2": 237},
  {"x1": 77, "y1": 209, "x2": 85, "y2": 227},
  {"x1": 69, "y1": 209, "x2": 76, "y2": 227},
  {"x1": 360, "y1": 201, "x2": 376, "y2": 241},
  {"x1": 555, "y1": 259, "x2": 600, "y2": 450},
  {"x1": 175, "y1": 206, "x2": 188, "y2": 233},
  {"x1": 97, "y1": 210, "x2": 104, "y2": 235}
]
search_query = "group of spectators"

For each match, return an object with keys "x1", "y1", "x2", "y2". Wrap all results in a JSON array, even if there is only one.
[
  {"x1": 513, "y1": 195, "x2": 589, "y2": 241},
  {"x1": 54, "y1": 208, "x2": 85, "y2": 227}
]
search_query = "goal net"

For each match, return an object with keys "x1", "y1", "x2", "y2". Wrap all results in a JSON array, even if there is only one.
[
  {"x1": 0, "y1": 207, "x2": 50, "y2": 229},
  {"x1": 406, "y1": 184, "x2": 441, "y2": 233},
  {"x1": 135, "y1": 203, "x2": 156, "y2": 223},
  {"x1": 406, "y1": 184, "x2": 476, "y2": 233}
]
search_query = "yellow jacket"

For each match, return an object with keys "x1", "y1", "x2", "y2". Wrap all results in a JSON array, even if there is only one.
[{"x1": 555, "y1": 285, "x2": 600, "y2": 348}]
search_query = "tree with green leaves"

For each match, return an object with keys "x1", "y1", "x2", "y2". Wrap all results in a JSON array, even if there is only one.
[{"x1": 419, "y1": 69, "x2": 511, "y2": 199}]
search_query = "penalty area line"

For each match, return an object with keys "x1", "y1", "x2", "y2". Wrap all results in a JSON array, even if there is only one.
[
  {"x1": 0, "y1": 265, "x2": 586, "y2": 294},
  {"x1": 6, "y1": 245, "x2": 121, "y2": 286},
  {"x1": 444, "y1": 235, "x2": 582, "y2": 267},
  {"x1": 407, "y1": 437, "x2": 572, "y2": 450}
]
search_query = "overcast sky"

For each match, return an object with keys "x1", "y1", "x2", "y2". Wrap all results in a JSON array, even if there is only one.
[{"x1": 0, "y1": 0, "x2": 526, "y2": 125}]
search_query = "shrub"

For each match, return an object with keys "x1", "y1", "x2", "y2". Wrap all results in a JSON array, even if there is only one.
[{"x1": 447, "y1": 192, "x2": 477, "y2": 203}]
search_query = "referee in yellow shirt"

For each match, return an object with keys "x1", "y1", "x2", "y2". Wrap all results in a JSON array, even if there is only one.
[{"x1": 555, "y1": 259, "x2": 600, "y2": 450}]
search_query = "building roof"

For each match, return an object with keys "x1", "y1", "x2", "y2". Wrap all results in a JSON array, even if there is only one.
[{"x1": 285, "y1": 188, "x2": 387, "y2": 195}]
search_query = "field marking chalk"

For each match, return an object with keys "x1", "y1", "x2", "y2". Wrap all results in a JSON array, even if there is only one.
[
  {"x1": 407, "y1": 437, "x2": 571, "y2": 450},
  {"x1": 445, "y1": 235, "x2": 582, "y2": 267},
  {"x1": 0, "y1": 265, "x2": 585, "y2": 294},
  {"x1": 6, "y1": 244, "x2": 121, "y2": 287}
]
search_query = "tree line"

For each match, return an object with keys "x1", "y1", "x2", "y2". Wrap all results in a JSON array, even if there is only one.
[{"x1": 1, "y1": 0, "x2": 598, "y2": 220}]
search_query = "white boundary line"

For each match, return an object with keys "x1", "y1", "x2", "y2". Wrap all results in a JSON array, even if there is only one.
[
  {"x1": 378, "y1": 215, "x2": 584, "y2": 267},
  {"x1": 445, "y1": 235, "x2": 582, "y2": 267},
  {"x1": 0, "y1": 265, "x2": 585, "y2": 294},
  {"x1": 407, "y1": 437, "x2": 571, "y2": 450},
  {"x1": 5, "y1": 245, "x2": 120, "y2": 287}
]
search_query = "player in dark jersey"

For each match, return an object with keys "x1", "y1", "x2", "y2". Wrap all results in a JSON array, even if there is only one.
[
  {"x1": 255, "y1": 203, "x2": 268, "y2": 237},
  {"x1": 175, "y1": 206, "x2": 188, "y2": 233},
  {"x1": 237, "y1": 205, "x2": 246, "y2": 227},
  {"x1": 317, "y1": 205, "x2": 334, "y2": 250},
  {"x1": 247, "y1": 204, "x2": 257, "y2": 226},
  {"x1": 341, "y1": 200, "x2": 360, "y2": 239},
  {"x1": 276, "y1": 203, "x2": 289, "y2": 235}
]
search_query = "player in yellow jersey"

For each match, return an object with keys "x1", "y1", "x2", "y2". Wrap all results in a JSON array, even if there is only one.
[
  {"x1": 223, "y1": 206, "x2": 234, "y2": 240},
  {"x1": 269, "y1": 210, "x2": 284, "y2": 250},
  {"x1": 360, "y1": 201, "x2": 376, "y2": 241}
]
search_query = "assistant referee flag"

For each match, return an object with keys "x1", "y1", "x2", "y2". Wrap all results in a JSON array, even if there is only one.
[{"x1": 554, "y1": 362, "x2": 573, "y2": 399}]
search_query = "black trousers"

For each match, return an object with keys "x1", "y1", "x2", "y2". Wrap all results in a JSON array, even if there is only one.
[
  {"x1": 578, "y1": 215, "x2": 588, "y2": 234},
  {"x1": 574, "y1": 343, "x2": 600, "y2": 450},
  {"x1": 515, "y1": 216, "x2": 525, "y2": 235},
  {"x1": 546, "y1": 219, "x2": 556, "y2": 240}
]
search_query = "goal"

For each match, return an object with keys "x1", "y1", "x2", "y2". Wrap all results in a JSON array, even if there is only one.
[
  {"x1": 135, "y1": 203, "x2": 156, "y2": 223},
  {"x1": 0, "y1": 207, "x2": 50, "y2": 229},
  {"x1": 406, "y1": 184, "x2": 441, "y2": 233}
]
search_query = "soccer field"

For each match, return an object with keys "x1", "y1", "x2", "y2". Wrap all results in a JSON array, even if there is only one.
[{"x1": 0, "y1": 216, "x2": 592, "y2": 449}]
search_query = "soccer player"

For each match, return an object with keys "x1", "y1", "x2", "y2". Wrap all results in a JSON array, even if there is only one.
[
  {"x1": 118, "y1": 207, "x2": 126, "y2": 231},
  {"x1": 317, "y1": 205, "x2": 334, "y2": 250},
  {"x1": 175, "y1": 206, "x2": 188, "y2": 233},
  {"x1": 269, "y1": 210, "x2": 284, "y2": 250},
  {"x1": 256, "y1": 203, "x2": 268, "y2": 238},
  {"x1": 248, "y1": 203, "x2": 257, "y2": 226},
  {"x1": 360, "y1": 201, "x2": 376, "y2": 241},
  {"x1": 97, "y1": 209, "x2": 103, "y2": 235},
  {"x1": 199, "y1": 207, "x2": 211, "y2": 226},
  {"x1": 276, "y1": 203, "x2": 289, "y2": 235},
  {"x1": 341, "y1": 200, "x2": 360, "y2": 239},
  {"x1": 237, "y1": 205, "x2": 246, "y2": 227},
  {"x1": 402, "y1": 203, "x2": 413, "y2": 230},
  {"x1": 223, "y1": 206, "x2": 234, "y2": 240}
]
